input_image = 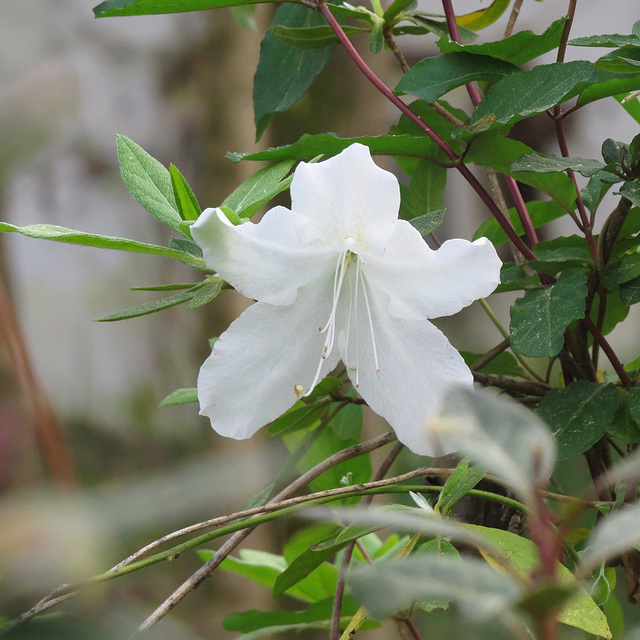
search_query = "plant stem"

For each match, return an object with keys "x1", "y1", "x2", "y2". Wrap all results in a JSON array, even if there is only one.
[
  {"x1": 583, "y1": 317, "x2": 632, "y2": 387},
  {"x1": 503, "y1": 0, "x2": 523, "y2": 39},
  {"x1": 315, "y1": 0, "x2": 537, "y2": 261}
]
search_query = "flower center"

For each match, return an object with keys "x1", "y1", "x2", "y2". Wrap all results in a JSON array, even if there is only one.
[{"x1": 304, "y1": 246, "x2": 380, "y2": 397}]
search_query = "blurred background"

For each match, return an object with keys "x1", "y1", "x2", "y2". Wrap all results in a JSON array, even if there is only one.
[{"x1": 0, "y1": 1, "x2": 638, "y2": 637}]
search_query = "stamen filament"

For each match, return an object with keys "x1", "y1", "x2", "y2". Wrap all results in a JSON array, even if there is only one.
[{"x1": 358, "y1": 260, "x2": 380, "y2": 376}]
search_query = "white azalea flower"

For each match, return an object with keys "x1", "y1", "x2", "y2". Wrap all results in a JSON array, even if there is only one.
[{"x1": 191, "y1": 144, "x2": 501, "y2": 455}]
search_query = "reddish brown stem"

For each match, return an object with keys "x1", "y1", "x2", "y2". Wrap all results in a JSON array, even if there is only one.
[
  {"x1": 316, "y1": 0, "x2": 537, "y2": 262},
  {"x1": 583, "y1": 317, "x2": 632, "y2": 387}
]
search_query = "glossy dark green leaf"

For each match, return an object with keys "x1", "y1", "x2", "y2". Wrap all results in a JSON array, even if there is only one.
[
  {"x1": 396, "y1": 52, "x2": 519, "y2": 103},
  {"x1": 510, "y1": 271, "x2": 587, "y2": 358},
  {"x1": 254, "y1": 5, "x2": 336, "y2": 141},
  {"x1": 0, "y1": 221, "x2": 205, "y2": 269},
  {"x1": 472, "y1": 61, "x2": 598, "y2": 127},
  {"x1": 97, "y1": 287, "x2": 200, "y2": 321},
  {"x1": 537, "y1": 381, "x2": 619, "y2": 460},
  {"x1": 495, "y1": 263, "x2": 537, "y2": 293},
  {"x1": 408, "y1": 208, "x2": 446, "y2": 235},
  {"x1": 628, "y1": 385, "x2": 640, "y2": 428},
  {"x1": 596, "y1": 46, "x2": 640, "y2": 74},
  {"x1": 473, "y1": 200, "x2": 567, "y2": 247},
  {"x1": 466, "y1": 132, "x2": 577, "y2": 210},
  {"x1": 116, "y1": 135, "x2": 185, "y2": 235},
  {"x1": 222, "y1": 160, "x2": 294, "y2": 217},
  {"x1": 228, "y1": 133, "x2": 441, "y2": 163},
  {"x1": 576, "y1": 69, "x2": 640, "y2": 107},
  {"x1": 604, "y1": 252, "x2": 640, "y2": 289},
  {"x1": 529, "y1": 245, "x2": 591, "y2": 277},
  {"x1": 617, "y1": 179, "x2": 640, "y2": 208},
  {"x1": 437, "y1": 18, "x2": 567, "y2": 66},
  {"x1": 266, "y1": 402, "x2": 329, "y2": 437},
  {"x1": 169, "y1": 163, "x2": 201, "y2": 222},
  {"x1": 160, "y1": 388, "x2": 198, "y2": 406},
  {"x1": 510, "y1": 154, "x2": 606, "y2": 178},
  {"x1": 582, "y1": 172, "x2": 615, "y2": 214},
  {"x1": 94, "y1": 0, "x2": 279, "y2": 17},
  {"x1": 620, "y1": 275, "x2": 640, "y2": 305},
  {"x1": 570, "y1": 24, "x2": 640, "y2": 48},
  {"x1": 401, "y1": 15, "x2": 477, "y2": 44},
  {"x1": 272, "y1": 24, "x2": 366, "y2": 50}
]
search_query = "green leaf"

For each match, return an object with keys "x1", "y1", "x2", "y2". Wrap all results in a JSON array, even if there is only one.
[
  {"x1": 116, "y1": 135, "x2": 185, "y2": 236},
  {"x1": 396, "y1": 52, "x2": 519, "y2": 103},
  {"x1": 596, "y1": 46, "x2": 640, "y2": 74},
  {"x1": 529, "y1": 244, "x2": 591, "y2": 277},
  {"x1": 400, "y1": 159, "x2": 447, "y2": 220},
  {"x1": 620, "y1": 275, "x2": 640, "y2": 305},
  {"x1": 617, "y1": 179, "x2": 640, "y2": 208},
  {"x1": 431, "y1": 387, "x2": 556, "y2": 501},
  {"x1": 628, "y1": 385, "x2": 640, "y2": 426},
  {"x1": 537, "y1": 381, "x2": 618, "y2": 460},
  {"x1": 267, "y1": 402, "x2": 329, "y2": 437},
  {"x1": 455, "y1": 0, "x2": 511, "y2": 31},
  {"x1": 273, "y1": 527, "x2": 376, "y2": 598},
  {"x1": 510, "y1": 154, "x2": 607, "y2": 178},
  {"x1": 576, "y1": 70, "x2": 640, "y2": 108},
  {"x1": 471, "y1": 61, "x2": 598, "y2": 128},
  {"x1": 253, "y1": 5, "x2": 336, "y2": 141},
  {"x1": 604, "y1": 252, "x2": 640, "y2": 289},
  {"x1": 187, "y1": 280, "x2": 223, "y2": 308},
  {"x1": 467, "y1": 525, "x2": 612, "y2": 639},
  {"x1": 160, "y1": 388, "x2": 198, "y2": 406},
  {"x1": 466, "y1": 132, "x2": 577, "y2": 210},
  {"x1": 228, "y1": 133, "x2": 446, "y2": 164},
  {"x1": 510, "y1": 271, "x2": 588, "y2": 358},
  {"x1": 495, "y1": 263, "x2": 537, "y2": 293},
  {"x1": 350, "y1": 555, "x2": 520, "y2": 620},
  {"x1": 222, "y1": 597, "x2": 362, "y2": 634},
  {"x1": 437, "y1": 18, "x2": 567, "y2": 66},
  {"x1": 473, "y1": 200, "x2": 568, "y2": 247},
  {"x1": 131, "y1": 282, "x2": 199, "y2": 291},
  {"x1": 368, "y1": 17, "x2": 384, "y2": 55},
  {"x1": 97, "y1": 288, "x2": 199, "y2": 321},
  {"x1": 435, "y1": 458, "x2": 485, "y2": 516},
  {"x1": 94, "y1": 0, "x2": 279, "y2": 17},
  {"x1": 169, "y1": 164, "x2": 201, "y2": 222},
  {"x1": 408, "y1": 209, "x2": 446, "y2": 236},
  {"x1": 0, "y1": 221, "x2": 205, "y2": 269},
  {"x1": 570, "y1": 27, "x2": 640, "y2": 48},
  {"x1": 222, "y1": 160, "x2": 294, "y2": 217},
  {"x1": 461, "y1": 350, "x2": 527, "y2": 378},
  {"x1": 272, "y1": 24, "x2": 366, "y2": 50}
]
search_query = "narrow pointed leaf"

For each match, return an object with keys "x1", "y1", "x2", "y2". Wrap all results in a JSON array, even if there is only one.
[
  {"x1": 97, "y1": 288, "x2": 200, "y2": 321},
  {"x1": 94, "y1": 0, "x2": 280, "y2": 17},
  {"x1": 0, "y1": 221, "x2": 205, "y2": 269},
  {"x1": 188, "y1": 280, "x2": 223, "y2": 308},
  {"x1": 160, "y1": 388, "x2": 198, "y2": 406},
  {"x1": 222, "y1": 160, "x2": 295, "y2": 217},
  {"x1": 511, "y1": 154, "x2": 606, "y2": 178},
  {"x1": 116, "y1": 135, "x2": 185, "y2": 235},
  {"x1": 169, "y1": 164, "x2": 201, "y2": 221},
  {"x1": 408, "y1": 208, "x2": 446, "y2": 235},
  {"x1": 455, "y1": 0, "x2": 511, "y2": 30},
  {"x1": 272, "y1": 25, "x2": 366, "y2": 50}
]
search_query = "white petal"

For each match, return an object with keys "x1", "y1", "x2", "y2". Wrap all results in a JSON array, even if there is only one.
[
  {"x1": 338, "y1": 284, "x2": 472, "y2": 456},
  {"x1": 363, "y1": 222, "x2": 501, "y2": 320},
  {"x1": 291, "y1": 144, "x2": 400, "y2": 256},
  {"x1": 192, "y1": 207, "x2": 334, "y2": 305},
  {"x1": 198, "y1": 283, "x2": 341, "y2": 439}
]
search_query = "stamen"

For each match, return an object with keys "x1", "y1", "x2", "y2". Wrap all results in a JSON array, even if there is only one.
[
  {"x1": 304, "y1": 251, "x2": 350, "y2": 397},
  {"x1": 358, "y1": 259, "x2": 380, "y2": 377}
]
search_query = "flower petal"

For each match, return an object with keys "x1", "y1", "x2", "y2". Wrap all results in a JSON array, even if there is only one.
[
  {"x1": 338, "y1": 283, "x2": 472, "y2": 456},
  {"x1": 363, "y1": 221, "x2": 501, "y2": 320},
  {"x1": 198, "y1": 283, "x2": 341, "y2": 439},
  {"x1": 192, "y1": 207, "x2": 333, "y2": 305},
  {"x1": 292, "y1": 144, "x2": 400, "y2": 256}
]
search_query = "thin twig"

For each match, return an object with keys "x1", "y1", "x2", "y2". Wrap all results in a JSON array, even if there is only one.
[
  {"x1": 470, "y1": 338, "x2": 511, "y2": 372},
  {"x1": 503, "y1": 0, "x2": 524, "y2": 39},
  {"x1": 135, "y1": 428, "x2": 397, "y2": 632}
]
